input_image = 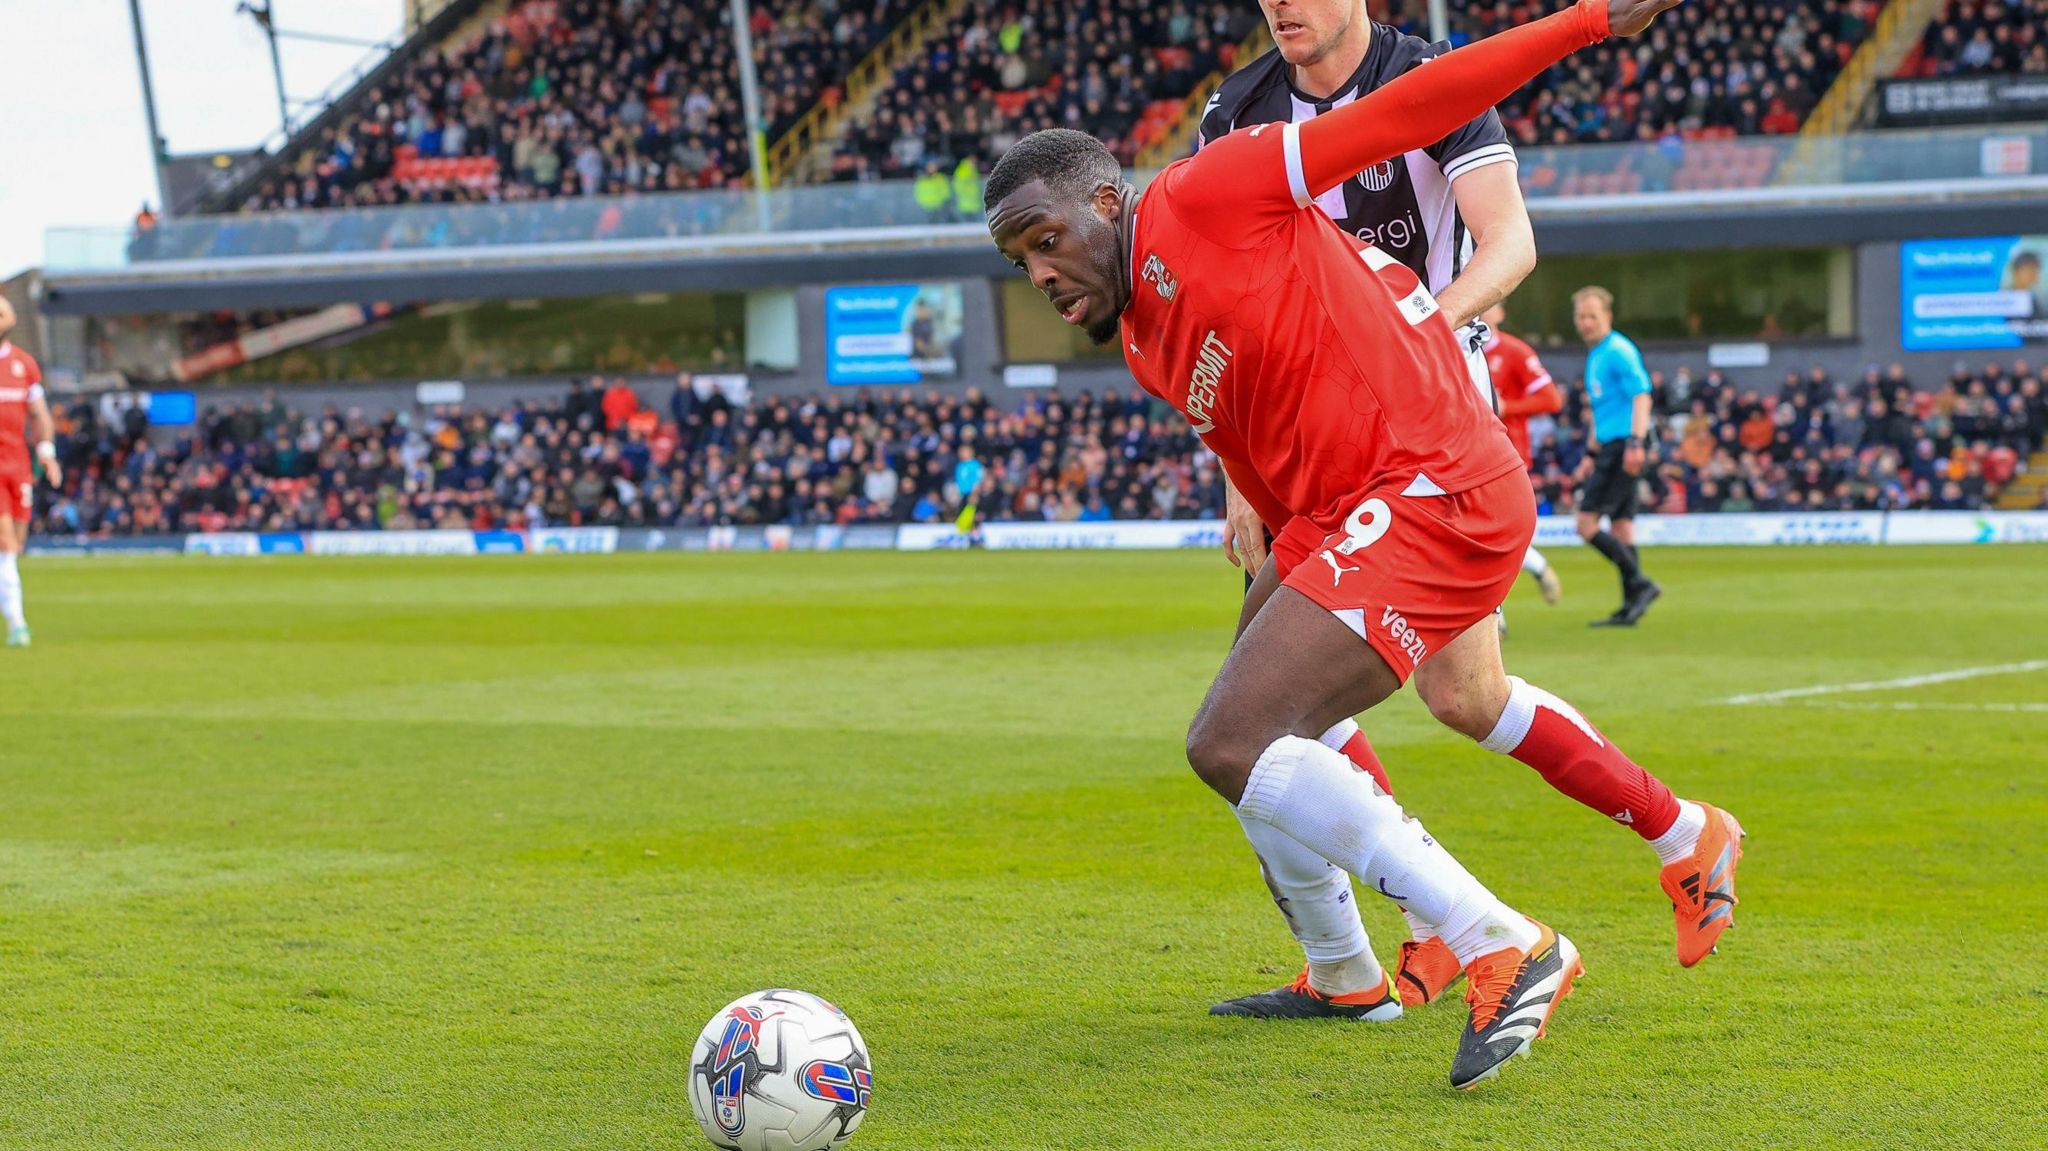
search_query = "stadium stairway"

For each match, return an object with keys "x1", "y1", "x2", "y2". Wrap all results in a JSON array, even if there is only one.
[
  {"x1": 1996, "y1": 451, "x2": 2048, "y2": 510},
  {"x1": 1780, "y1": 0, "x2": 1944, "y2": 182},
  {"x1": 1134, "y1": 21, "x2": 1274, "y2": 171},
  {"x1": 764, "y1": 0, "x2": 970, "y2": 186}
]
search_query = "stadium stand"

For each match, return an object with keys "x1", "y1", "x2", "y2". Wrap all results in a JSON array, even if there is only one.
[
  {"x1": 754, "y1": 0, "x2": 931, "y2": 142},
  {"x1": 1534, "y1": 358, "x2": 2048, "y2": 515},
  {"x1": 1379, "y1": 0, "x2": 1869, "y2": 145},
  {"x1": 196, "y1": 0, "x2": 2048, "y2": 219},
  {"x1": 823, "y1": 0, "x2": 1262, "y2": 180},
  {"x1": 1909, "y1": 0, "x2": 2048, "y2": 77},
  {"x1": 31, "y1": 360, "x2": 2048, "y2": 536},
  {"x1": 234, "y1": 0, "x2": 926, "y2": 212},
  {"x1": 241, "y1": 0, "x2": 750, "y2": 210}
]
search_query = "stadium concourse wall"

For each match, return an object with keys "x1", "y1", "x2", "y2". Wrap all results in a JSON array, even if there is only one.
[{"x1": 27, "y1": 512, "x2": 2048, "y2": 559}]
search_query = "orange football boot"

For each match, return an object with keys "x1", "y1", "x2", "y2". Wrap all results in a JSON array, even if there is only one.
[
  {"x1": 1660, "y1": 803, "x2": 1746, "y2": 967},
  {"x1": 1394, "y1": 936, "x2": 1464, "y2": 1007}
]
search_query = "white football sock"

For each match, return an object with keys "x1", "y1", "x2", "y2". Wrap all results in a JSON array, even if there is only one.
[
  {"x1": 1649, "y1": 799, "x2": 1707, "y2": 866},
  {"x1": 0, "y1": 553, "x2": 23, "y2": 630},
  {"x1": 1318, "y1": 717, "x2": 1360, "y2": 750},
  {"x1": 1320, "y1": 717, "x2": 1437, "y2": 944},
  {"x1": 1237, "y1": 736, "x2": 1539, "y2": 966},
  {"x1": 1521, "y1": 546, "x2": 1550, "y2": 577},
  {"x1": 1235, "y1": 811, "x2": 1378, "y2": 992}
]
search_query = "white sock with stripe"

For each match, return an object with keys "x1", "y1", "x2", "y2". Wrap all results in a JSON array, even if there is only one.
[{"x1": 1521, "y1": 546, "x2": 1550, "y2": 577}]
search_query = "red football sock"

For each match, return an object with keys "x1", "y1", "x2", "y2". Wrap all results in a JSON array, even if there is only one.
[
  {"x1": 1479, "y1": 677, "x2": 1677, "y2": 839},
  {"x1": 1318, "y1": 719, "x2": 1395, "y2": 796},
  {"x1": 1341, "y1": 731, "x2": 1395, "y2": 797}
]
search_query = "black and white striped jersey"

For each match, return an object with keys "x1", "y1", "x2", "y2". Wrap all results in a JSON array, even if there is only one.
[{"x1": 1195, "y1": 24, "x2": 1516, "y2": 297}]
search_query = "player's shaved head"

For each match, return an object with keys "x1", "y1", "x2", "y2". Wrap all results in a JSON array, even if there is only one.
[
  {"x1": 986, "y1": 130, "x2": 1133, "y2": 347},
  {"x1": 985, "y1": 129, "x2": 1121, "y2": 215}
]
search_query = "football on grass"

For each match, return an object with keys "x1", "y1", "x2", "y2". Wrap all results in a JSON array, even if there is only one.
[{"x1": 689, "y1": 990, "x2": 872, "y2": 1151}]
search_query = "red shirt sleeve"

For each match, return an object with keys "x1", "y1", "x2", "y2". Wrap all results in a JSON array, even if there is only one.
[{"x1": 1156, "y1": 122, "x2": 1303, "y2": 249}]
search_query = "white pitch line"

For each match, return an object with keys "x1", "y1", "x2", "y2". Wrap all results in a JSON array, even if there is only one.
[
  {"x1": 1789, "y1": 700, "x2": 2048, "y2": 714},
  {"x1": 1722, "y1": 660, "x2": 2048, "y2": 705}
]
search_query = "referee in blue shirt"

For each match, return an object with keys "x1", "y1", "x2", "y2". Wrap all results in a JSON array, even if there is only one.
[{"x1": 1572, "y1": 286, "x2": 1661, "y2": 626}]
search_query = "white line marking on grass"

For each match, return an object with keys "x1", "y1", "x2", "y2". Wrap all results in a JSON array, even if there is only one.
[
  {"x1": 1722, "y1": 660, "x2": 2048, "y2": 705},
  {"x1": 1789, "y1": 701, "x2": 2048, "y2": 714}
]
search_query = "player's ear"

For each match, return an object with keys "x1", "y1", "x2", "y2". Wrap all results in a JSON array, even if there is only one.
[{"x1": 1091, "y1": 182, "x2": 1122, "y2": 223}]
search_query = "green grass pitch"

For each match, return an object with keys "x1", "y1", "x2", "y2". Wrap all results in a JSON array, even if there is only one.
[{"x1": 2, "y1": 546, "x2": 2043, "y2": 1149}]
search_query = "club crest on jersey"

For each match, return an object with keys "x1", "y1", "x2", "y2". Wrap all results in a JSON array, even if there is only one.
[
  {"x1": 1140, "y1": 253, "x2": 1178, "y2": 301},
  {"x1": 1357, "y1": 160, "x2": 1398, "y2": 193}
]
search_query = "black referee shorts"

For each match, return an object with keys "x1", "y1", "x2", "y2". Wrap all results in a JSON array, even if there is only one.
[{"x1": 1578, "y1": 439, "x2": 1641, "y2": 521}]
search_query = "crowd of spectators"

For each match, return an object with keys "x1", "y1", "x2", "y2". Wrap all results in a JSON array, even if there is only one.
[
  {"x1": 1531, "y1": 358, "x2": 2048, "y2": 514},
  {"x1": 227, "y1": 0, "x2": 919, "y2": 217},
  {"x1": 179, "y1": 0, "x2": 2047, "y2": 225},
  {"x1": 754, "y1": 0, "x2": 927, "y2": 140},
  {"x1": 28, "y1": 358, "x2": 2048, "y2": 538},
  {"x1": 31, "y1": 379, "x2": 1219, "y2": 536},
  {"x1": 1384, "y1": 0, "x2": 1870, "y2": 144},
  {"x1": 1913, "y1": 0, "x2": 2048, "y2": 78},
  {"x1": 236, "y1": 0, "x2": 752, "y2": 215},
  {"x1": 830, "y1": 0, "x2": 1259, "y2": 181}
]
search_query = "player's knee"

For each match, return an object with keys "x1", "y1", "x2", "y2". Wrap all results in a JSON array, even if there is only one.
[
  {"x1": 1184, "y1": 713, "x2": 1259, "y2": 801},
  {"x1": 1418, "y1": 678, "x2": 1494, "y2": 740}
]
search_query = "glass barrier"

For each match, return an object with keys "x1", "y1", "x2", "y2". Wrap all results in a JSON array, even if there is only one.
[{"x1": 44, "y1": 124, "x2": 2048, "y2": 273}]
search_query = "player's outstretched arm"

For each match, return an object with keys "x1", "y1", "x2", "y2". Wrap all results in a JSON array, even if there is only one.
[{"x1": 1293, "y1": 0, "x2": 1684, "y2": 200}]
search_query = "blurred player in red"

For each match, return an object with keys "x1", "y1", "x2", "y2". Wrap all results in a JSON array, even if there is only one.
[
  {"x1": 1482, "y1": 302, "x2": 1565, "y2": 604},
  {"x1": 988, "y1": 0, "x2": 1743, "y2": 1088},
  {"x1": 0, "y1": 297, "x2": 60, "y2": 647}
]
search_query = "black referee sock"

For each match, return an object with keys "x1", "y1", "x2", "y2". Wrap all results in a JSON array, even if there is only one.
[{"x1": 1588, "y1": 531, "x2": 1643, "y2": 587}]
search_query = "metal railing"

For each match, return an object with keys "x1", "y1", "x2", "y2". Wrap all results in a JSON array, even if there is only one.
[{"x1": 1801, "y1": 0, "x2": 1943, "y2": 139}]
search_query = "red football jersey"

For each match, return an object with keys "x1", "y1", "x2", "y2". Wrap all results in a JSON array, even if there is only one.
[
  {"x1": 1119, "y1": 122, "x2": 1524, "y2": 539},
  {"x1": 0, "y1": 341, "x2": 44, "y2": 472},
  {"x1": 1484, "y1": 329, "x2": 1559, "y2": 465}
]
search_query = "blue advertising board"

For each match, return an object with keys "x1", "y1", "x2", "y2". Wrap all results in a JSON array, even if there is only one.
[
  {"x1": 1900, "y1": 235, "x2": 2048, "y2": 351},
  {"x1": 824, "y1": 283, "x2": 963, "y2": 385},
  {"x1": 148, "y1": 391, "x2": 198, "y2": 426}
]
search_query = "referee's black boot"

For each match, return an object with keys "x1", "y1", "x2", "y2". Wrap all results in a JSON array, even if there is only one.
[{"x1": 1621, "y1": 579, "x2": 1663, "y2": 624}]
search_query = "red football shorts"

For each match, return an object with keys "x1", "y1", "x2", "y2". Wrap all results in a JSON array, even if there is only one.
[
  {"x1": 1272, "y1": 469, "x2": 1535, "y2": 682},
  {"x1": 0, "y1": 470, "x2": 29, "y2": 523}
]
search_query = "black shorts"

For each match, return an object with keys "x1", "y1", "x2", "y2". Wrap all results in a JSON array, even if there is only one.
[{"x1": 1578, "y1": 439, "x2": 1641, "y2": 520}]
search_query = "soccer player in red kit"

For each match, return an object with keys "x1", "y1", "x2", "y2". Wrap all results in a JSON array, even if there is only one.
[
  {"x1": 987, "y1": 0, "x2": 1743, "y2": 1087},
  {"x1": 0, "y1": 297, "x2": 61, "y2": 647},
  {"x1": 1483, "y1": 302, "x2": 1566, "y2": 604}
]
